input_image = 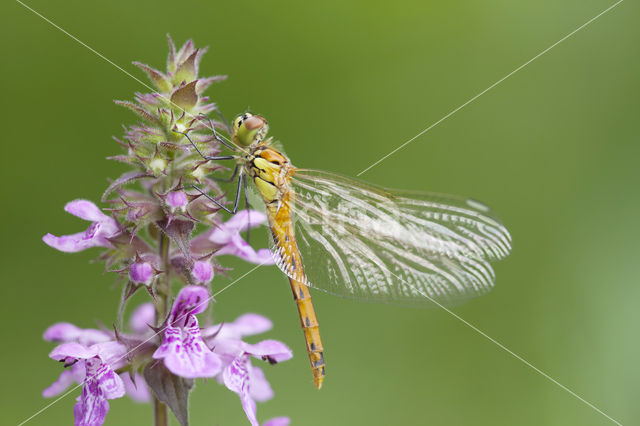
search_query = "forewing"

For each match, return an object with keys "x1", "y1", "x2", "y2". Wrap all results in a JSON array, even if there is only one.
[{"x1": 275, "y1": 169, "x2": 511, "y2": 306}]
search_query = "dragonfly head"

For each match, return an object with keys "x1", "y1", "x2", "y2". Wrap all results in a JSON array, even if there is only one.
[{"x1": 232, "y1": 113, "x2": 269, "y2": 146}]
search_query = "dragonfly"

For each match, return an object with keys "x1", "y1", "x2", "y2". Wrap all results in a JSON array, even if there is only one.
[{"x1": 176, "y1": 113, "x2": 512, "y2": 389}]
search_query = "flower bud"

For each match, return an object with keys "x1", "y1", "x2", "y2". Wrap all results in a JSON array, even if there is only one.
[
  {"x1": 191, "y1": 260, "x2": 213, "y2": 284},
  {"x1": 129, "y1": 261, "x2": 154, "y2": 286},
  {"x1": 149, "y1": 157, "x2": 166, "y2": 175},
  {"x1": 167, "y1": 190, "x2": 188, "y2": 212},
  {"x1": 191, "y1": 164, "x2": 206, "y2": 181}
]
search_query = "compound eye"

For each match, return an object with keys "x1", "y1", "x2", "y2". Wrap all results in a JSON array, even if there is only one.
[{"x1": 243, "y1": 115, "x2": 265, "y2": 131}]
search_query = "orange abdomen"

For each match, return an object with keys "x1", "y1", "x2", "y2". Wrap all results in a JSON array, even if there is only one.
[{"x1": 267, "y1": 201, "x2": 326, "y2": 389}]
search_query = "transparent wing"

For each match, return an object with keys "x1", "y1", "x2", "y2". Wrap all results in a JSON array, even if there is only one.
[{"x1": 272, "y1": 169, "x2": 512, "y2": 306}]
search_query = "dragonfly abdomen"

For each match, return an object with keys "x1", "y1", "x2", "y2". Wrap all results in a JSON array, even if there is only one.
[
  {"x1": 289, "y1": 276, "x2": 325, "y2": 389},
  {"x1": 267, "y1": 198, "x2": 326, "y2": 389}
]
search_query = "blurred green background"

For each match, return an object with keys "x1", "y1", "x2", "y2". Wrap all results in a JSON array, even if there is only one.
[{"x1": 2, "y1": 0, "x2": 638, "y2": 424}]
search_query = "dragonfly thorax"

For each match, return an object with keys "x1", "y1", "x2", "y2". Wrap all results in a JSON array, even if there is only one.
[{"x1": 245, "y1": 146, "x2": 293, "y2": 204}]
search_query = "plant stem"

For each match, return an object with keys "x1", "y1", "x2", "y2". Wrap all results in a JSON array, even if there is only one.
[
  {"x1": 153, "y1": 232, "x2": 171, "y2": 426},
  {"x1": 157, "y1": 232, "x2": 171, "y2": 318},
  {"x1": 154, "y1": 398, "x2": 168, "y2": 426}
]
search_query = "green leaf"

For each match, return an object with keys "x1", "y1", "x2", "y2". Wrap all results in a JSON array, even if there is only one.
[
  {"x1": 157, "y1": 218, "x2": 195, "y2": 262},
  {"x1": 114, "y1": 100, "x2": 160, "y2": 124},
  {"x1": 143, "y1": 363, "x2": 194, "y2": 426},
  {"x1": 102, "y1": 171, "x2": 151, "y2": 202},
  {"x1": 174, "y1": 49, "x2": 199, "y2": 85},
  {"x1": 133, "y1": 62, "x2": 172, "y2": 93},
  {"x1": 170, "y1": 81, "x2": 199, "y2": 111},
  {"x1": 167, "y1": 34, "x2": 177, "y2": 74}
]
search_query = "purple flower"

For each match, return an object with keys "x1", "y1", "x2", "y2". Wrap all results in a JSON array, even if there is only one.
[
  {"x1": 49, "y1": 342, "x2": 127, "y2": 426},
  {"x1": 43, "y1": 311, "x2": 153, "y2": 426},
  {"x1": 191, "y1": 259, "x2": 214, "y2": 284},
  {"x1": 201, "y1": 314, "x2": 292, "y2": 426},
  {"x1": 43, "y1": 200, "x2": 119, "y2": 253},
  {"x1": 129, "y1": 261, "x2": 154, "y2": 285},
  {"x1": 205, "y1": 210, "x2": 274, "y2": 264},
  {"x1": 153, "y1": 286, "x2": 222, "y2": 378}
]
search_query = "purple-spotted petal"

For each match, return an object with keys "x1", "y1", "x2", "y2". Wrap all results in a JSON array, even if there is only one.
[
  {"x1": 43, "y1": 323, "x2": 111, "y2": 345},
  {"x1": 85, "y1": 357, "x2": 126, "y2": 400},
  {"x1": 170, "y1": 286, "x2": 211, "y2": 321},
  {"x1": 49, "y1": 341, "x2": 128, "y2": 372},
  {"x1": 223, "y1": 354, "x2": 258, "y2": 426},
  {"x1": 249, "y1": 366, "x2": 273, "y2": 403},
  {"x1": 74, "y1": 386, "x2": 110, "y2": 426},
  {"x1": 246, "y1": 340, "x2": 293, "y2": 363},
  {"x1": 263, "y1": 417, "x2": 290, "y2": 426},
  {"x1": 70, "y1": 354, "x2": 125, "y2": 426},
  {"x1": 129, "y1": 303, "x2": 155, "y2": 334},
  {"x1": 153, "y1": 324, "x2": 222, "y2": 378},
  {"x1": 120, "y1": 373, "x2": 151, "y2": 403}
]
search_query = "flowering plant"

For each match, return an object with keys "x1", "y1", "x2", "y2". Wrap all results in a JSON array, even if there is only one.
[{"x1": 42, "y1": 36, "x2": 290, "y2": 426}]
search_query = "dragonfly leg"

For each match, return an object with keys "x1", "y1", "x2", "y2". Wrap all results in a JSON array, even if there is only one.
[
  {"x1": 173, "y1": 129, "x2": 236, "y2": 161},
  {"x1": 211, "y1": 164, "x2": 239, "y2": 184},
  {"x1": 181, "y1": 173, "x2": 244, "y2": 215},
  {"x1": 243, "y1": 172, "x2": 251, "y2": 244},
  {"x1": 198, "y1": 113, "x2": 236, "y2": 151},
  {"x1": 212, "y1": 110, "x2": 233, "y2": 137}
]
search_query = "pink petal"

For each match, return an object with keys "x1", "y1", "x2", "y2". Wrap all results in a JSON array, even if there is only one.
[
  {"x1": 230, "y1": 314, "x2": 273, "y2": 336},
  {"x1": 246, "y1": 340, "x2": 293, "y2": 363},
  {"x1": 64, "y1": 200, "x2": 107, "y2": 222},
  {"x1": 224, "y1": 210, "x2": 268, "y2": 233},
  {"x1": 49, "y1": 343, "x2": 99, "y2": 361},
  {"x1": 210, "y1": 338, "x2": 246, "y2": 359},
  {"x1": 120, "y1": 373, "x2": 151, "y2": 403},
  {"x1": 129, "y1": 303, "x2": 155, "y2": 334},
  {"x1": 42, "y1": 231, "x2": 104, "y2": 253},
  {"x1": 95, "y1": 341, "x2": 128, "y2": 368},
  {"x1": 223, "y1": 355, "x2": 259, "y2": 426},
  {"x1": 216, "y1": 234, "x2": 274, "y2": 265},
  {"x1": 209, "y1": 210, "x2": 267, "y2": 245},
  {"x1": 263, "y1": 417, "x2": 290, "y2": 426},
  {"x1": 249, "y1": 366, "x2": 274, "y2": 403},
  {"x1": 43, "y1": 323, "x2": 111, "y2": 345},
  {"x1": 211, "y1": 314, "x2": 272, "y2": 340},
  {"x1": 42, "y1": 369, "x2": 78, "y2": 398}
]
